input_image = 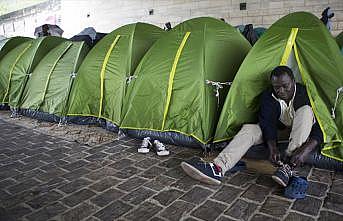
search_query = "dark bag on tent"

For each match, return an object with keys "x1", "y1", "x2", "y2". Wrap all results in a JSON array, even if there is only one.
[{"x1": 242, "y1": 24, "x2": 258, "y2": 46}]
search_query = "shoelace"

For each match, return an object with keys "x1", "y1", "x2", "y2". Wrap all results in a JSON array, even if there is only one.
[
  {"x1": 154, "y1": 141, "x2": 166, "y2": 151},
  {"x1": 141, "y1": 138, "x2": 151, "y2": 148}
]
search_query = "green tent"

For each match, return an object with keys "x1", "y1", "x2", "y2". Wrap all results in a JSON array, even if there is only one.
[
  {"x1": 0, "y1": 36, "x2": 32, "y2": 61},
  {"x1": 67, "y1": 23, "x2": 164, "y2": 126},
  {"x1": 214, "y1": 12, "x2": 343, "y2": 161},
  {"x1": 19, "y1": 41, "x2": 89, "y2": 120},
  {"x1": 0, "y1": 36, "x2": 65, "y2": 108},
  {"x1": 120, "y1": 17, "x2": 251, "y2": 146},
  {"x1": 336, "y1": 31, "x2": 343, "y2": 49}
]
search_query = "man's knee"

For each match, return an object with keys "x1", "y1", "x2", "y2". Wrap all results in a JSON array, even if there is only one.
[
  {"x1": 295, "y1": 105, "x2": 314, "y2": 118},
  {"x1": 239, "y1": 124, "x2": 262, "y2": 138}
]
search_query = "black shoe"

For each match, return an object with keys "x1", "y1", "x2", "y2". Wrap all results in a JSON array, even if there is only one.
[
  {"x1": 181, "y1": 157, "x2": 223, "y2": 185},
  {"x1": 272, "y1": 163, "x2": 293, "y2": 187}
]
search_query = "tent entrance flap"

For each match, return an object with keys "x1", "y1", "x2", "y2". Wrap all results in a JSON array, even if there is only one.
[{"x1": 161, "y1": 31, "x2": 190, "y2": 130}]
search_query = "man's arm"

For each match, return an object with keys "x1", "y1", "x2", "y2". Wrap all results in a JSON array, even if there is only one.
[{"x1": 259, "y1": 91, "x2": 281, "y2": 164}]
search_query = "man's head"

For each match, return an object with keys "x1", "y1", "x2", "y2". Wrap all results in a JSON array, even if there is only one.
[{"x1": 270, "y1": 66, "x2": 295, "y2": 102}]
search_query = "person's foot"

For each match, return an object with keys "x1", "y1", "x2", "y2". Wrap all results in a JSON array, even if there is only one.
[
  {"x1": 181, "y1": 157, "x2": 223, "y2": 185},
  {"x1": 272, "y1": 163, "x2": 293, "y2": 187}
]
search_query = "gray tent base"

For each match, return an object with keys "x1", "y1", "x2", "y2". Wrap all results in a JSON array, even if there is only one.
[
  {"x1": 19, "y1": 109, "x2": 118, "y2": 132},
  {"x1": 215, "y1": 141, "x2": 343, "y2": 171},
  {"x1": 122, "y1": 129, "x2": 208, "y2": 149}
]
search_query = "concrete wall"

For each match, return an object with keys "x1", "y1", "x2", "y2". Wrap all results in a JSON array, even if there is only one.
[
  {"x1": 0, "y1": 0, "x2": 342, "y2": 38},
  {"x1": 0, "y1": 0, "x2": 61, "y2": 37},
  {"x1": 60, "y1": 0, "x2": 343, "y2": 37}
]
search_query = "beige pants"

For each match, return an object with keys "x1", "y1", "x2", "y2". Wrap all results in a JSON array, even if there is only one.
[{"x1": 214, "y1": 105, "x2": 315, "y2": 174}]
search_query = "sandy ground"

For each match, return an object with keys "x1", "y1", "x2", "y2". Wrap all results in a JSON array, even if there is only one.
[{"x1": 0, "y1": 110, "x2": 118, "y2": 146}]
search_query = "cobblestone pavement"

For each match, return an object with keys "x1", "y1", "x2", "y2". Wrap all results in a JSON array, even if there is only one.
[{"x1": 0, "y1": 119, "x2": 343, "y2": 221}]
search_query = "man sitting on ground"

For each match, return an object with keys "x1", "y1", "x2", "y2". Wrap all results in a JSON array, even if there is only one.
[{"x1": 181, "y1": 65, "x2": 323, "y2": 186}]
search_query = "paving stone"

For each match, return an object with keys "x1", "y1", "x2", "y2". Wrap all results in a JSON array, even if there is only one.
[
  {"x1": 309, "y1": 168, "x2": 333, "y2": 184},
  {"x1": 153, "y1": 188, "x2": 184, "y2": 206},
  {"x1": 34, "y1": 177, "x2": 68, "y2": 192},
  {"x1": 26, "y1": 202, "x2": 68, "y2": 221},
  {"x1": 324, "y1": 192, "x2": 343, "y2": 213},
  {"x1": 291, "y1": 195, "x2": 321, "y2": 216},
  {"x1": 6, "y1": 205, "x2": 32, "y2": 220},
  {"x1": 255, "y1": 175, "x2": 276, "y2": 188},
  {"x1": 59, "y1": 178, "x2": 92, "y2": 194},
  {"x1": 0, "y1": 179, "x2": 16, "y2": 189},
  {"x1": 241, "y1": 184, "x2": 271, "y2": 203},
  {"x1": 307, "y1": 181, "x2": 329, "y2": 197},
  {"x1": 91, "y1": 188, "x2": 125, "y2": 207},
  {"x1": 149, "y1": 217, "x2": 166, "y2": 221},
  {"x1": 117, "y1": 176, "x2": 148, "y2": 192},
  {"x1": 27, "y1": 190, "x2": 63, "y2": 209},
  {"x1": 158, "y1": 157, "x2": 183, "y2": 169},
  {"x1": 296, "y1": 165, "x2": 313, "y2": 177},
  {"x1": 318, "y1": 210, "x2": 343, "y2": 221},
  {"x1": 164, "y1": 166, "x2": 187, "y2": 179},
  {"x1": 89, "y1": 177, "x2": 121, "y2": 192},
  {"x1": 109, "y1": 158, "x2": 134, "y2": 170},
  {"x1": 227, "y1": 172, "x2": 257, "y2": 188},
  {"x1": 38, "y1": 168, "x2": 67, "y2": 181},
  {"x1": 250, "y1": 213, "x2": 279, "y2": 221},
  {"x1": 85, "y1": 152, "x2": 108, "y2": 161},
  {"x1": 261, "y1": 196, "x2": 293, "y2": 218},
  {"x1": 94, "y1": 200, "x2": 133, "y2": 221},
  {"x1": 224, "y1": 199, "x2": 258, "y2": 220},
  {"x1": 85, "y1": 167, "x2": 118, "y2": 181},
  {"x1": 170, "y1": 174, "x2": 202, "y2": 191},
  {"x1": 284, "y1": 212, "x2": 315, "y2": 221},
  {"x1": 61, "y1": 202, "x2": 97, "y2": 221},
  {"x1": 217, "y1": 216, "x2": 236, "y2": 221},
  {"x1": 142, "y1": 166, "x2": 168, "y2": 179},
  {"x1": 331, "y1": 178, "x2": 343, "y2": 195},
  {"x1": 135, "y1": 158, "x2": 160, "y2": 169},
  {"x1": 7, "y1": 178, "x2": 41, "y2": 194},
  {"x1": 62, "y1": 167, "x2": 91, "y2": 181},
  {"x1": 113, "y1": 166, "x2": 142, "y2": 179},
  {"x1": 181, "y1": 186, "x2": 213, "y2": 204},
  {"x1": 211, "y1": 185, "x2": 243, "y2": 204},
  {"x1": 61, "y1": 189, "x2": 96, "y2": 207},
  {"x1": 61, "y1": 160, "x2": 89, "y2": 171},
  {"x1": 191, "y1": 200, "x2": 227, "y2": 221},
  {"x1": 144, "y1": 175, "x2": 176, "y2": 191},
  {"x1": 85, "y1": 146, "x2": 107, "y2": 154},
  {"x1": 122, "y1": 186, "x2": 156, "y2": 205},
  {"x1": 124, "y1": 202, "x2": 163, "y2": 221},
  {"x1": 160, "y1": 200, "x2": 194, "y2": 221}
]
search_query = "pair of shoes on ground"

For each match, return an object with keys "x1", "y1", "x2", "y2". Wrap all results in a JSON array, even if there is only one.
[
  {"x1": 138, "y1": 137, "x2": 169, "y2": 156},
  {"x1": 180, "y1": 157, "x2": 246, "y2": 185},
  {"x1": 272, "y1": 163, "x2": 308, "y2": 199}
]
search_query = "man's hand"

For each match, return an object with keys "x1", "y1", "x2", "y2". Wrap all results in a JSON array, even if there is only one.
[
  {"x1": 267, "y1": 140, "x2": 280, "y2": 165},
  {"x1": 269, "y1": 146, "x2": 281, "y2": 164},
  {"x1": 290, "y1": 138, "x2": 318, "y2": 167}
]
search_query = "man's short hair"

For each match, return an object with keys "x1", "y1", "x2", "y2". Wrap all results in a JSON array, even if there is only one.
[{"x1": 270, "y1": 66, "x2": 294, "y2": 80}]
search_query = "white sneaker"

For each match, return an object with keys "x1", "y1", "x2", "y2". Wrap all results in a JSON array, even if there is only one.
[
  {"x1": 138, "y1": 137, "x2": 151, "y2": 154},
  {"x1": 153, "y1": 140, "x2": 170, "y2": 156}
]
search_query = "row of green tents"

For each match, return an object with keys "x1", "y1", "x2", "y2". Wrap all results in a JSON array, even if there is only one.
[{"x1": 0, "y1": 12, "x2": 343, "y2": 162}]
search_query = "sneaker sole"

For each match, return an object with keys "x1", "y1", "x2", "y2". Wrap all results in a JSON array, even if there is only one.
[
  {"x1": 181, "y1": 162, "x2": 221, "y2": 185},
  {"x1": 138, "y1": 148, "x2": 149, "y2": 154},
  {"x1": 272, "y1": 175, "x2": 287, "y2": 187},
  {"x1": 156, "y1": 150, "x2": 169, "y2": 156}
]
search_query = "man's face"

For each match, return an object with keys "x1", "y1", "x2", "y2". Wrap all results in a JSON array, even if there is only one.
[{"x1": 271, "y1": 74, "x2": 295, "y2": 102}]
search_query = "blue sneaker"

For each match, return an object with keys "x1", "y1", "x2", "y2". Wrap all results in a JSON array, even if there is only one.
[
  {"x1": 272, "y1": 163, "x2": 294, "y2": 187},
  {"x1": 284, "y1": 176, "x2": 308, "y2": 199},
  {"x1": 181, "y1": 157, "x2": 223, "y2": 185}
]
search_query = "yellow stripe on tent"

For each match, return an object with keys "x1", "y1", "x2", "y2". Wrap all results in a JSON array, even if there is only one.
[
  {"x1": 98, "y1": 35, "x2": 121, "y2": 118},
  {"x1": 280, "y1": 28, "x2": 298, "y2": 65},
  {"x1": 161, "y1": 32, "x2": 190, "y2": 129}
]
